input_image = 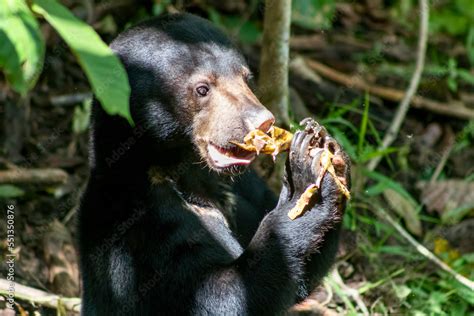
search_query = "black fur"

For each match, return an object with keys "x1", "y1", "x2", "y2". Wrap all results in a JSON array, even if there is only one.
[{"x1": 78, "y1": 13, "x2": 350, "y2": 315}]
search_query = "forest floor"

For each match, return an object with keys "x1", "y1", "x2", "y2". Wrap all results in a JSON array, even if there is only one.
[{"x1": 0, "y1": 1, "x2": 473, "y2": 315}]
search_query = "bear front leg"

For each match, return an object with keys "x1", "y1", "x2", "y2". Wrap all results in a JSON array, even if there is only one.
[
  {"x1": 275, "y1": 118, "x2": 351, "y2": 300},
  {"x1": 191, "y1": 120, "x2": 350, "y2": 315},
  {"x1": 243, "y1": 118, "x2": 350, "y2": 302}
]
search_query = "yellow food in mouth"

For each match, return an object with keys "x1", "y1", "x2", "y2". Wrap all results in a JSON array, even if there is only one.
[
  {"x1": 231, "y1": 125, "x2": 350, "y2": 220},
  {"x1": 230, "y1": 126, "x2": 293, "y2": 159}
]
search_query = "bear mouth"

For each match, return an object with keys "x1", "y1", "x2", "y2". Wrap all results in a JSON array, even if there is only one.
[{"x1": 207, "y1": 143, "x2": 256, "y2": 169}]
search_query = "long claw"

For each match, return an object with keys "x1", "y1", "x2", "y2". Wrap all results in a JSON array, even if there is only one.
[{"x1": 288, "y1": 147, "x2": 350, "y2": 220}]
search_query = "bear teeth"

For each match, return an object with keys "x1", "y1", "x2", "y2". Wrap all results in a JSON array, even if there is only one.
[{"x1": 207, "y1": 143, "x2": 255, "y2": 168}]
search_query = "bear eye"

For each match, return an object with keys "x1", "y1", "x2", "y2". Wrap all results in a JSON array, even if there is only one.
[{"x1": 196, "y1": 85, "x2": 210, "y2": 97}]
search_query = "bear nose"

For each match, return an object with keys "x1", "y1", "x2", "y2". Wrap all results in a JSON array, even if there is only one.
[
  {"x1": 257, "y1": 117, "x2": 275, "y2": 133},
  {"x1": 253, "y1": 109, "x2": 275, "y2": 133}
]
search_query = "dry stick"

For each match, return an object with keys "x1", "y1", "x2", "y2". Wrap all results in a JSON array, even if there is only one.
[
  {"x1": 258, "y1": 0, "x2": 291, "y2": 127},
  {"x1": 376, "y1": 207, "x2": 474, "y2": 291},
  {"x1": 303, "y1": 59, "x2": 474, "y2": 120},
  {"x1": 367, "y1": 0, "x2": 429, "y2": 171},
  {"x1": 303, "y1": 64, "x2": 474, "y2": 121},
  {"x1": 0, "y1": 279, "x2": 81, "y2": 312},
  {"x1": 0, "y1": 168, "x2": 68, "y2": 185}
]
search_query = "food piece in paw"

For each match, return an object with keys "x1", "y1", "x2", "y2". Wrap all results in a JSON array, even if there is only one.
[
  {"x1": 287, "y1": 184, "x2": 318, "y2": 220},
  {"x1": 324, "y1": 152, "x2": 351, "y2": 200},
  {"x1": 230, "y1": 126, "x2": 293, "y2": 159},
  {"x1": 287, "y1": 148, "x2": 350, "y2": 220},
  {"x1": 287, "y1": 130, "x2": 351, "y2": 219}
]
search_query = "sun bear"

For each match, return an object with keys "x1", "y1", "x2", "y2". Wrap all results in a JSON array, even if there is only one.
[{"x1": 78, "y1": 13, "x2": 350, "y2": 315}]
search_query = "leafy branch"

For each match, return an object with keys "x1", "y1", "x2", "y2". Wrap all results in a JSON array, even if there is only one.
[{"x1": 0, "y1": 0, "x2": 131, "y2": 122}]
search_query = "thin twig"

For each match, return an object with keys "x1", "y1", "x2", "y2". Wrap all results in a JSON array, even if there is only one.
[
  {"x1": 430, "y1": 142, "x2": 454, "y2": 183},
  {"x1": 50, "y1": 92, "x2": 92, "y2": 107},
  {"x1": 375, "y1": 207, "x2": 474, "y2": 291},
  {"x1": 330, "y1": 268, "x2": 369, "y2": 316},
  {"x1": 0, "y1": 279, "x2": 81, "y2": 312},
  {"x1": 367, "y1": 0, "x2": 430, "y2": 171},
  {"x1": 321, "y1": 279, "x2": 334, "y2": 306},
  {"x1": 62, "y1": 182, "x2": 87, "y2": 225}
]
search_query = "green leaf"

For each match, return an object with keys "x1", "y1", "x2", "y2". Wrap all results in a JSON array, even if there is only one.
[
  {"x1": 457, "y1": 69, "x2": 474, "y2": 85},
  {"x1": 0, "y1": 185, "x2": 25, "y2": 198},
  {"x1": 358, "y1": 93, "x2": 370, "y2": 156},
  {"x1": 394, "y1": 284, "x2": 412, "y2": 300},
  {"x1": 0, "y1": 31, "x2": 24, "y2": 92},
  {"x1": 358, "y1": 269, "x2": 405, "y2": 294},
  {"x1": 378, "y1": 246, "x2": 414, "y2": 257},
  {"x1": 238, "y1": 21, "x2": 261, "y2": 44},
  {"x1": 451, "y1": 302, "x2": 468, "y2": 316},
  {"x1": 152, "y1": 0, "x2": 172, "y2": 16},
  {"x1": 322, "y1": 117, "x2": 359, "y2": 135},
  {"x1": 467, "y1": 26, "x2": 474, "y2": 66},
  {"x1": 292, "y1": 0, "x2": 335, "y2": 30},
  {"x1": 430, "y1": 11, "x2": 469, "y2": 36},
  {"x1": 447, "y1": 77, "x2": 457, "y2": 92},
  {"x1": 325, "y1": 126, "x2": 357, "y2": 161},
  {"x1": 208, "y1": 11, "x2": 261, "y2": 44},
  {"x1": 359, "y1": 147, "x2": 398, "y2": 163},
  {"x1": 0, "y1": 0, "x2": 45, "y2": 94},
  {"x1": 383, "y1": 188, "x2": 422, "y2": 236},
  {"x1": 72, "y1": 98, "x2": 92, "y2": 134},
  {"x1": 32, "y1": 0, "x2": 132, "y2": 123},
  {"x1": 364, "y1": 170, "x2": 417, "y2": 205},
  {"x1": 454, "y1": 0, "x2": 474, "y2": 19},
  {"x1": 441, "y1": 204, "x2": 474, "y2": 224}
]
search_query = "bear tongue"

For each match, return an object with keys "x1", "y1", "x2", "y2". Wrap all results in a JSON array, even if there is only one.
[{"x1": 208, "y1": 144, "x2": 255, "y2": 168}]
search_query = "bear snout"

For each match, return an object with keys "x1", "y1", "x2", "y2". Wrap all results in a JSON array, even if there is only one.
[{"x1": 244, "y1": 107, "x2": 275, "y2": 133}]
